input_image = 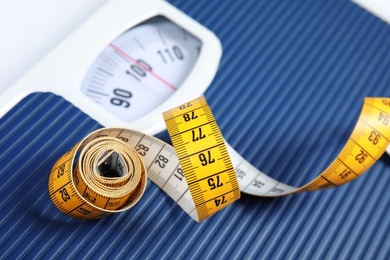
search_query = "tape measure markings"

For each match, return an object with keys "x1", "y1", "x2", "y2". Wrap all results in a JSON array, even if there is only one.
[
  {"x1": 336, "y1": 158, "x2": 357, "y2": 176},
  {"x1": 162, "y1": 96, "x2": 240, "y2": 221},
  {"x1": 222, "y1": 98, "x2": 390, "y2": 197}
]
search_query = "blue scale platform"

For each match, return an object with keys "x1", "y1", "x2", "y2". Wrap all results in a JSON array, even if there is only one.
[{"x1": 1, "y1": 0, "x2": 390, "y2": 258}]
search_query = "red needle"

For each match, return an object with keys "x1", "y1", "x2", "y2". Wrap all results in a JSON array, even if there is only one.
[{"x1": 109, "y1": 43, "x2": 177, "y2": 91}]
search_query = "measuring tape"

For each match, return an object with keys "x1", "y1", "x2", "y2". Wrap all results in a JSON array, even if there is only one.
[
  {"x1": 49, "y1": 96, "x2": 390, "y2": 221},
  {"x1": 228, "y1": 97, "x2": 390, "y2": 196},
  {"x1": 48, "y1": 96, "x2": 239, "y2": 222}
]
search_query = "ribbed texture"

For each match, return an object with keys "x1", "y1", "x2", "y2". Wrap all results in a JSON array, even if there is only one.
[{"x1": 1, "y1": 0, "x2": 390, "y2": 258}]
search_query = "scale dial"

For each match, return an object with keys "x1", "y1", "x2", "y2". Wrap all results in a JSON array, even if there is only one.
[
  {"x1": 0, "y1": 0, "x2": 222, "y2": 134},
  {"x1": 81, "y1": 16, "x2": 202, "y2": 122}
]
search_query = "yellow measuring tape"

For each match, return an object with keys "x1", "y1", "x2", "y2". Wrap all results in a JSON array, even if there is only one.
[
  {"x1": 48, "y1": 96, "x2": 239, "y2": 221},
  {"x1": 48, "y1": 96, "x2": 390, "y2": 221}
]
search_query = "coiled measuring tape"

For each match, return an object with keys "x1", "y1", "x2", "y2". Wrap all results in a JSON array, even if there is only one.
[
  {"x1": 49, "y1": 96, "x2": 390, "y2": 221},
  {"x1": 49, "y1": 96, "x2": 239, "y2": 222}
]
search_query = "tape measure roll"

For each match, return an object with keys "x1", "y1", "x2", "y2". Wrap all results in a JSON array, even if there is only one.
[
  {"x1": 48, "y1": 134, "x2": 148, "y2": 220},
  {"x1": 48, "y1": 96, "x2": 239, "y2": 222},
  {"x1": 49, "y1": 96, "x2": 390, "y2": 221}
]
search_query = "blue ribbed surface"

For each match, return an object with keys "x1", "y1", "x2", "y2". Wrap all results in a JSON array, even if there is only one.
[{"x1": 1, "y1": 0, "x2": 390, "y2": 258}]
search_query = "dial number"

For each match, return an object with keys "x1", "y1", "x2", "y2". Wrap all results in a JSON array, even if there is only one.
[{"x1": 111, "y1": 89, "x2": 132, "y2": 108}]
